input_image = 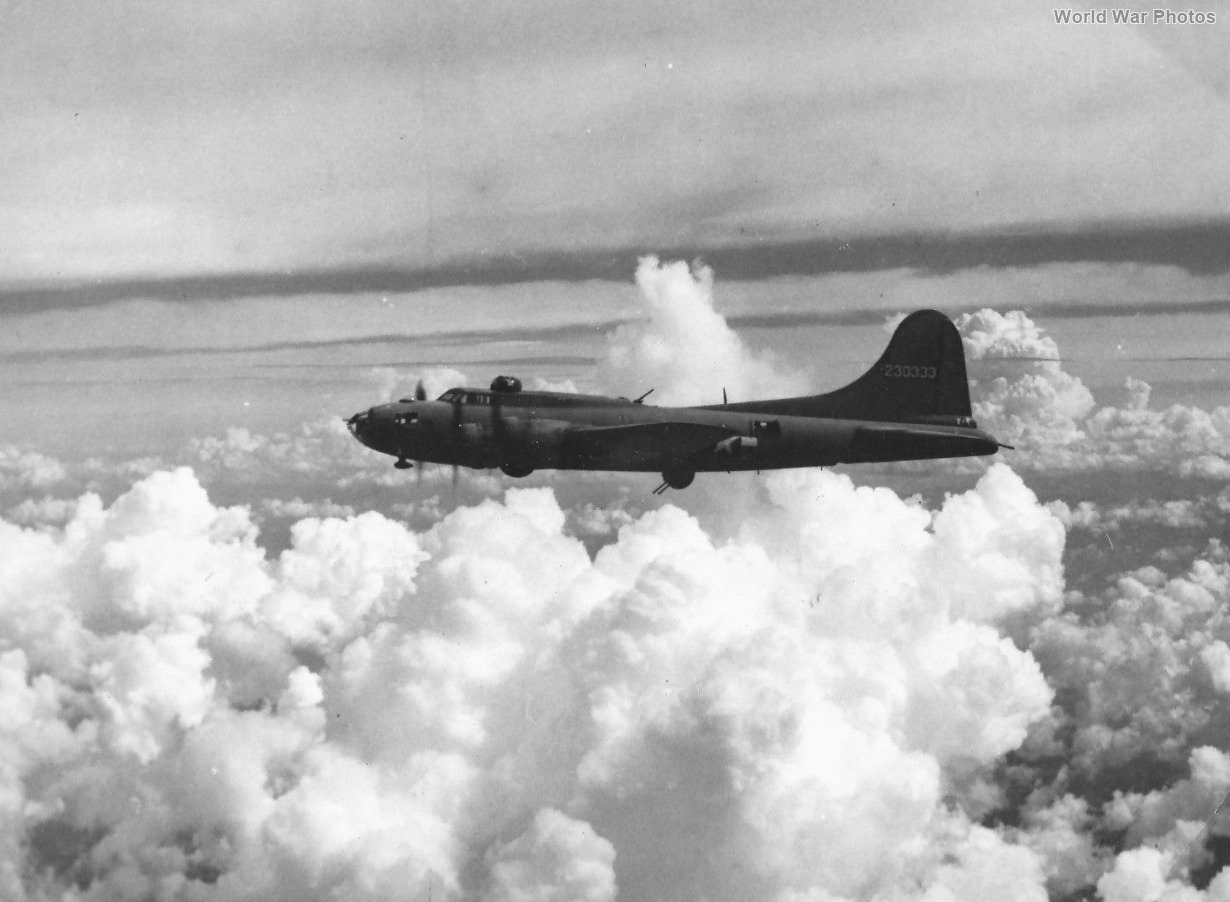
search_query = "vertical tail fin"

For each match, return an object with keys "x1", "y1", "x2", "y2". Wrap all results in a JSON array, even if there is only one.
[
  {"x1": 725, "y1": 310, "x2": 972, "y2": 422},
  {"x1": 836, "y1": 309, "x2": 972, "y2": 422}
]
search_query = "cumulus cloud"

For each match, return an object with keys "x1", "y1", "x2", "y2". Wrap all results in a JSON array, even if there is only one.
[
  {"x1": 4, "y1": 495, "x2": 79, "y2": 528},
  {"x1": 958, "y1": 308, "x2": 1096, "y2": 452},
  {"x1": 1084, "y1": 379, "x2": 1230, "y2": 479},
  {"x1": 1016, "y1": 539, "x2": 1230, "y2": 881},
  {"x1": 956, "y1": 309, "x2": 1230, "y2": 477},
  {"x1": 7, "y1": 262, "x2": 1230, "y2": 902},
  {"x1": 0, "y1": 461, "x2": 1125, "y2": 901},
  {"x1": 599, "y1": 256, "x2": 810, "y2": 405},
  {"x1": 481, "y1": 809, "x2": 616, "y2": 902},
  {"x1": 185, "y1": 417, "x2": 373, "y2": 485},
  {"x1": 1049, "y1": 495, "x2": 1217, "y2": 533},
  {"x1": 0, "y1": 446, "x2": 68, "y2": 492},
  {"x1": 259, "y1": 497, "x2": 357, "y2": 521},
  {"x1": 565, "y1": 500, "x2": 635, "y2": 542}
]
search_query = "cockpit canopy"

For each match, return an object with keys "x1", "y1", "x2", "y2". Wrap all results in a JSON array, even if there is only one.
[
  {"x1": 435, "y1": 375, "x2": 523, "y2": 405},
  {"x1": 438, "y1": 388, "x2": 495, "y2": 405}
]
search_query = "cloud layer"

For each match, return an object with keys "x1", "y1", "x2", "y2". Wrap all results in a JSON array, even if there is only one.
[
  {"x1": 4, "y1": 260, "x2": 1230, "y2": 900},
  {"x1": 957, "y1": 308, "x2": 1230, "y2": 478},
  {"x1": 6, "y1": 0, "x2": 1229, "y2": 279},
  {"x1": 0, "y1": 459, "x2": 1096, "y2": 901}
]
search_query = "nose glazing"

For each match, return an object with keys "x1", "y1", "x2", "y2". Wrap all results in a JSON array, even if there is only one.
[{"x1": 346, "y1": 409, "x2": 372, "y2": 440}]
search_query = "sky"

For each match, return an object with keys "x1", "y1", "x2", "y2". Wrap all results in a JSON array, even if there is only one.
[
  {"x1": 2, "y1": 0, "x2": 1229, "y2": 283},
  {"x1": 3, "y1": 1, "x2": 1230, "y2": 900}
]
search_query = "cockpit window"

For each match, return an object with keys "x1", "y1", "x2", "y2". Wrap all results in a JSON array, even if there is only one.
[{"x1": 437, "y1": 389, "x2": 494, "y2": 405}]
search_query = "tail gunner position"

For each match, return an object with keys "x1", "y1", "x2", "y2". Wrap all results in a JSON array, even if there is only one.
[{"x1": 346, "y1": 310, "x2": 1008, "y2": 491}]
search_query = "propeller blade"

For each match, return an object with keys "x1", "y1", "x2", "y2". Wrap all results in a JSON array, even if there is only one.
[
  {"x1": 417, "y1": 460, "x2": 424, "y2": 485},
  {"x1": 415, "y1": 380, "x2": 427, "y2": 401},
  {"x1": 451, "y1": 464, "x2": 459, "y2": 491},
  {"x1": 492, "y1": 392, "x2": 505, "y2": 465}
]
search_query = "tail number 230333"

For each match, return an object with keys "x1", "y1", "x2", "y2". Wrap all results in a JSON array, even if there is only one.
[{"x1": 883, "y1": 364, "x2": 937, "y2": 379}]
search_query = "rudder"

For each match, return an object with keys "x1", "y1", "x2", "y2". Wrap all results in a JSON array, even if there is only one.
[
  {"x1": 723, "y1": 309, "x2": 972, "y2": 423},
  {"x1": 847, "y1": 309, "x2": 972, "y2": 421}
]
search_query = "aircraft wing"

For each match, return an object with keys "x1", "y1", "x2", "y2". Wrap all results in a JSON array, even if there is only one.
[
  {"x1": 565, "y1": 422, "x2": 738, "y2": 467},
  {"x1": 850, "y1": 424, "x2": 999, "y2": 462}
]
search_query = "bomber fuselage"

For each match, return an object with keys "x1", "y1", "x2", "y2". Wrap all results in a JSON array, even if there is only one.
[
  {"x1": 346, "y1": 311, "x2": 1006, "y2": 488},
  {"x1": 348, "y1": 388, "x2": 998, "y2": 475}
]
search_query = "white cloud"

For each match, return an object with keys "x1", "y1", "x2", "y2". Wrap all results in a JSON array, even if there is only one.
[
  {"x1": 566, "y1": 501, "x2": 635, "y2": 540},
  {"x1": 1096, "y1": 846, "x2": 1173, "y2": 902},
  {"x1": 259, "y1": 497, "x2": 357, "y2": 521},
  {"x1": 958, "y1": 308, "x2": 1096, "y2": 450},
  {"x1": 7, "y1": 279, "x2": 1230, "y2": 900},
  {"x1": 92, "y1": 631, "x2": 216, "y2": 763},
  {"x1": 1049, "y1": 496, "x2": 1214, "y2": 533},
  {"x1": 186, "y1": 417, "x2": 375, "y2": 483},
  {"x1": 0, "y1": 461, "x2": 1075, "y2": 901},
  {"x1": 0, "y1": 445, "x2": 67, "y2": 492},
  {"x1": 1084, "y1": 387, "x2": 1230, "y2": 478},
  {"x1": 921, "y1": 820, "x2": 1049, "y2": 902},
  {"x1": 1104, "y1": 747, "x2": 1230, "y2": 854},
  {"x1": 1024, "y1": 539, "x2": 1230, "y2": 829},
  {"x1": 481, "y1": 809, "x2": 617, "y2": 902},
  {"x1": 4, "y1": 495, "x2": 78, "y2": 528},
  {"x1": 1015, "y1": 795, "x2": 1110, "y2": 899},
  {"x1": 956, "y1": 309, "x2": 1230, "y2": 478},
  {"x1": 598, "y1": 256, "x2": 810, "y2": 405}
]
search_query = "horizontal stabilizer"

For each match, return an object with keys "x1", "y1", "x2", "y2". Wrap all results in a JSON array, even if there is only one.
[{"x1": 849, "y1": 424, "x2": 998, "y2": 462}]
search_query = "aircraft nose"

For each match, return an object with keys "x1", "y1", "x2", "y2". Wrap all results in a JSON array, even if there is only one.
[{"x1": 345, "y1": 409, "x2": 373, "y2": 443}]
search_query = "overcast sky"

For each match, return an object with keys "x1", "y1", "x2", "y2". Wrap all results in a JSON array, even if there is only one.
[{"x1": 3, "y1": 0, "x2": 1228, "y2": 285}]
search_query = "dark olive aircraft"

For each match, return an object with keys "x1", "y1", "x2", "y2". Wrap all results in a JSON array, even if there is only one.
[{"x1": 346, "y1": 309, "x2": 1008, "y2": 492}]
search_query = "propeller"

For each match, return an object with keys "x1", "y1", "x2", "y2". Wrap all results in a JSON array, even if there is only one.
[
  {"x1": 448, "y1": 388, "x2": 464, "y2": 493},
  {"x1": 412, "y1": 380, "x2": 428, "y2": 480},
  {"x1": 392, "y1": 381, "x2": 427, "y2": 476},
  {"x1": 492, "y1": 389, "x2": 510, "y2": 474}
]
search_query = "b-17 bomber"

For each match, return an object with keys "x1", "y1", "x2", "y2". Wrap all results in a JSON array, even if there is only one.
[{"x1": 346, "y1": 309, "x2": 1008, "y2": 492}]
